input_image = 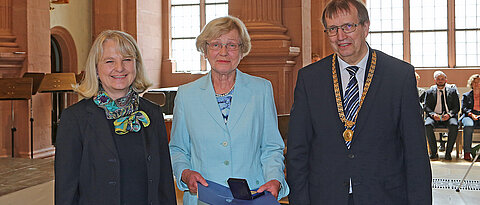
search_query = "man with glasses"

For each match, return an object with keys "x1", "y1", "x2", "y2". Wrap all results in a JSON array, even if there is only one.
[{"x1": 287, "y1": 0, "x2": 432, "y2": 204}]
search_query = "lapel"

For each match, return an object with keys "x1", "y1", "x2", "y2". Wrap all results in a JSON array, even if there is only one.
[
  {"x1": 432, "y1": 85, "x2": 438, "y2": 104},
  {"x1": 199, "y1": 72, "x2": 228, "y2": 132},
  {"x1": 350, "y1": 48, "x2": 382, "y2": 146},
  {"x1": 226, "y1": 70, "x2": 251, "y2": 131},
  {"x1": 86, "y1": 100, "x2": 118, "y2": 155}
]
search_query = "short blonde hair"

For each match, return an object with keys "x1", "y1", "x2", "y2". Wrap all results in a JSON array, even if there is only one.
[
  {"x1": 467, "y1": 74, "x2": 480, "y2": 89},
  {"x1": 196, "y1": 16, "x2": 251, "y2": 58},
  {"x1": 75, "y1": 30, "x2": 152, "y2": 98}
]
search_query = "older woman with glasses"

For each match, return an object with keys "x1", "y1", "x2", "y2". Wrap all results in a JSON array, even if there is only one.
[{"x1": 169, "y1": 16, "x2": 289, "y2": 204}]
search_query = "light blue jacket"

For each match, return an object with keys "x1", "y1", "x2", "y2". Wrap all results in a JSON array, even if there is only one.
[{"x1": 169, "y1": 69, "x2": 289, "y2": 204}]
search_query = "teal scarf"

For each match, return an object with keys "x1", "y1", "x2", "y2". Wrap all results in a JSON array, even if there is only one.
[{"x1": 93, "y1": 87, "x2": 150, "y2": 135}]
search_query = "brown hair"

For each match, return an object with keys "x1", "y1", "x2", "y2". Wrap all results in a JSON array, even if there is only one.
[{"x1": 322, "y1": 0, "x2": 370, "y2": 28}]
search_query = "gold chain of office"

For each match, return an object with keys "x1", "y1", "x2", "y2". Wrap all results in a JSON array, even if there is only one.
[{"x1": 331, "y1": 51, "x2": 376, "y2": 142}]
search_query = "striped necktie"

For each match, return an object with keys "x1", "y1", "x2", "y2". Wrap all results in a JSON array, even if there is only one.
[{"x1": 344, "y1": 66, "x2": 359, "y2": 148}]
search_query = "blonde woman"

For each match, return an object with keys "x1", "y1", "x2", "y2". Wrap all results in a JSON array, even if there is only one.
[{"x1": 55, "y1": 30, "x2": 176, "y2": 205}]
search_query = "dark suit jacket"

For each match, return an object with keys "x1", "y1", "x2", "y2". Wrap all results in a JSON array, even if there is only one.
[
  {"x1": 424, "y1": 84, "x2": 460, "y2": 119},
  {"x1": 461, "y1": 90, "x2": 480, "y2": 116},
  {"x1": 55, "y1": 97, "x2": 176, "y2": 205},
  {"x1": 287, "y1": 49, "x2": 432, "y2": 204}
]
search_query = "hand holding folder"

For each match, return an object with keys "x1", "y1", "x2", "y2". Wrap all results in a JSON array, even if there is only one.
[{"x1": 197, "y1": 180, "x2": 279, "y2": 205}]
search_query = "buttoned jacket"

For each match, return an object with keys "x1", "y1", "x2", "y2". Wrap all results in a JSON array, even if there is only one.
[
  {"x1": 55, "y1": 98, "x2": 176, "y2": 205},
  {"x1": 169, "y1": 70, "x2": 289, "y2": 204},
  {"x1": 424, "y1": 84, "x2": 460, "y2": 119},
  {"x1": 287, "y1": 48, "x2": 432, "y2": 205}
]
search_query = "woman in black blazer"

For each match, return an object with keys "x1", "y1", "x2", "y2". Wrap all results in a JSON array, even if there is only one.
[
  {"x1": 55, "y1": 30, "x2": 176, "y2": 205},
  {"x1": 460, "y1": 74, "x2": 480, "y2": 161}
]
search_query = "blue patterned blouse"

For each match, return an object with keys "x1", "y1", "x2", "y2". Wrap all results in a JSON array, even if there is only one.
[{"x1": 216, "y1": 87, "x2": 234, "y2": 123}]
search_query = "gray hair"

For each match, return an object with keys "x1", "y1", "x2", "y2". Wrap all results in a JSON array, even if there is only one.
[
  {"x1": 196, "y1": 16, "x2": 251, "y2": 58},
  {"x1": 433, "y1": 71, "x2": 447, "y2": 79}
]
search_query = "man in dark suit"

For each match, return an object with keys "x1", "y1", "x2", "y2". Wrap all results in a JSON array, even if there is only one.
[
  {"x1": 286, "y1": 0, "x2": 432, "y2": 204},
  {"x1": 424, "y1": 71, "x2": 460, "y2": 160}
]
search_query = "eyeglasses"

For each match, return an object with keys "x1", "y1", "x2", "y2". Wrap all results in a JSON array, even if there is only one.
[
  {"x1": 324, "y1": 23, "x2": 359, "y2": 37},
  {"x1": 207, "y1": 42, "x2": 242, "y2": 51}
]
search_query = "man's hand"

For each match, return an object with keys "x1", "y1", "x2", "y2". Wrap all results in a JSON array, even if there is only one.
[
  {"x1": 257, "y1": 180, "x2": 281, "y2": 199},
  {"x1": 181, "y1": 169, "x2": 208, "y2": 193},
  {"x1": 432, "y1": 114, "x2": 441, "y2": 121},
  {"x1": 441, "y1": 114, "x2": 451, "y2": 121}
]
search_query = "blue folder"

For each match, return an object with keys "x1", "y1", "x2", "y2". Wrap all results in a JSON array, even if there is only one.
[{"x1": 197, "y1": 180, "x2": 280, "y2": 205}]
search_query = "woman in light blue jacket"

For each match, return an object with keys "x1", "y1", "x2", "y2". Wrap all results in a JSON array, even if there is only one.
[{"x1": 169, "y1": 16, "x2": 289, "y2": 204}]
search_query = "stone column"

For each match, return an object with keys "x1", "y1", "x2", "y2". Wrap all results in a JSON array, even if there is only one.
[
  {"x1": 0, "y1": 0, "x2": 26, "y2": 77},
  {"x1": 230, "y1": 0, "x2": 299, "y2": 114}
]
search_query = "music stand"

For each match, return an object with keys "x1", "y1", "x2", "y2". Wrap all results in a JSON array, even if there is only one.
[
  {"x1": 22, "y1": 72, "x2": 45, "y2": 158},
  {"x1": 0, "y1": 78, "x2": 33, "y2": 157},
  {"x1": 38, "y1": 73, "x2": 77, "y2": 145}
]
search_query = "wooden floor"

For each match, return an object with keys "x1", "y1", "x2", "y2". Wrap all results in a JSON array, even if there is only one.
[{"x1": 1, "y1": 152, "x2": 479, "y2": 205}]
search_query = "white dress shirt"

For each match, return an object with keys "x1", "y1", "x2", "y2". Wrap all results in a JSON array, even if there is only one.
[{"x1": 338, "y1": 47, "x2": 369, "y2": 96}]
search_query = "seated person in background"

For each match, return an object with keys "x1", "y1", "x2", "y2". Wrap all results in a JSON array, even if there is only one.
[
  {"x1": 460, "y1": 74, "x2": 480, "y2": 161},
  {"x1": 424, "y1": 70, "x2": 460, "y2": 160},
  {"x1": 416, "y1": 72, "x2": 426, "y2": 109}
]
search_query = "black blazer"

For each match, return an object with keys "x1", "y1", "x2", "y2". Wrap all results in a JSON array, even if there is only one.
[
  {"x1": 461, "y1": 90, "x2": 480, "y2": 116},
  {"x1": 287, "y1": 49, "x2": 432, "y2": 204},
  {"x1": 424, "y1": 84, "x2": 460, "y2": 119},
  {"x1": 55, "y1": 97, "x2": 176, "y2": 205}
]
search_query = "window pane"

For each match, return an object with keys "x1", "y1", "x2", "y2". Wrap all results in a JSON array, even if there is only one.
[
  {"x1": 410, "y1": 31, "x2": 448, "y2": 67},
  {"x1": 367, "y1": 0, "x2": 403, "y2": 32},
  {"x1": 206, "y1": 0, "x2": 228, "y2": 3},
  {"x1": 171, "y1": 5, "x2": 200, "y2": 38},
  {"x1": 410, "y1": 0, "x2": 447, "y2": 30},
  {"x1": 171, "y1": 2, "x2": 228, "y2": 72},
  {"x1": 172, "y1": 0, "x2": 199, "y2": 5},
  {"x1": 367, "y1": 32, "x2": 403, "y2": 60},
  {"x1": 366, "y1": 0, "x2": 403, "y2": 60},
  {"x1": 456, "y1": 30, "x2": 480, "y2": 66},
  {"x1": 206, "y1": 4, "x2": 228, "y2": 23},
  {"x1": 455, "y1": 0, "x2": 480, "y2": 29},
  {"x1": 172, "y1": 39, "x2": 201, "y2": 72}
]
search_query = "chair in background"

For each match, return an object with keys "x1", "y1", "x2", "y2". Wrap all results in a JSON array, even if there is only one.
[{"x1": 143, "y1": 92, "x2": 166, "y2": 107}]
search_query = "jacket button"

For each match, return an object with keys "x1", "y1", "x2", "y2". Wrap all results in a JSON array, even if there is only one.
[
  {"x1": 109, "y1": 181, "x2": 116, "y2": 185},
  {"x1": 147, "y1": 155, "x2": 152, "y2": 161},
  {"x1": 108, "y1": 158, "x2": 116, "y2": 162},
  {"x1": 222, "y1": 141, "x2": 228, "y2": 147},
  {"x1": 347, "y1": 154, "x2": 355, "y2": 159},
  {"x1": 149, "y1": 179, "x2": 153, "y2": 183},
  {"x1": 224, "y1": 160, "x2": 229, "y2": 165}
]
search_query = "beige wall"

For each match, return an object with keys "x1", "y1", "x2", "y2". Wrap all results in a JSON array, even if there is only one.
[{"x1": 50, "y1": 0, "x2": 92, "y2": 72}]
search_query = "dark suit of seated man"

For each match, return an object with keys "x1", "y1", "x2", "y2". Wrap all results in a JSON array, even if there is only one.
[{"x1": 424, "y1": 70, "x2": 460, "y2": 160}]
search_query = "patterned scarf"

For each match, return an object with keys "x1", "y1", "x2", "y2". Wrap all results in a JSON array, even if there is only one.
[{"x1": 93, "y1": 87, "x2": 150, "y2": 135}]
